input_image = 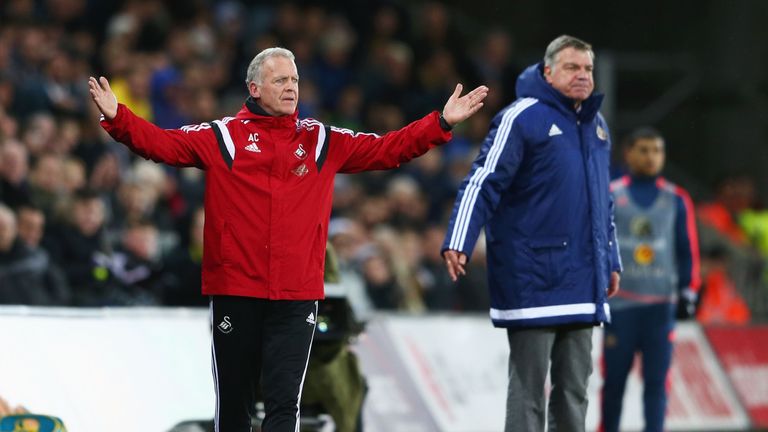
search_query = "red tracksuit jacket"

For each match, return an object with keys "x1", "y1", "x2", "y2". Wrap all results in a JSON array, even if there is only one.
[{"x1": 101, "y1": 98, "x2": 451, "y2": 300}]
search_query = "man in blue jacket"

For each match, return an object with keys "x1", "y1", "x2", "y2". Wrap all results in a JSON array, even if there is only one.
[{"x1": 443, "y1": 35, "x2": 621, "y2": 431}]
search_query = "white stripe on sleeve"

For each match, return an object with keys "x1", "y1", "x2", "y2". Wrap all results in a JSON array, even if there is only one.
[{"x1": 449, "y1": 98, "x2": 537, "y2": 251}]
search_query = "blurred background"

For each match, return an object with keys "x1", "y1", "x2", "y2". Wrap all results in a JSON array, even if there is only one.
[{"x1": 1, "y1": 0, "x2": 767, "y2": 430}]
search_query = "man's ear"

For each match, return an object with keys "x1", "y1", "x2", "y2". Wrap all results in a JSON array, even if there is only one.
[
  {"x1": 248, "y1": 82, "x2": 260, "y2": 98},
  {"x1": 543, "y1": 65, "x2": 553, "y2": 84}
]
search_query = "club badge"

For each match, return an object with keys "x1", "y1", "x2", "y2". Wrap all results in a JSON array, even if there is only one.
[
  {"x1": 597, "y1": 125, "x2": 608, "y2": 140},
  {"x1": 292, "y1": 163, "x2": 309, "y2": 177},
  {"x1": 293, "y1": 143, "x2": 307, "y2": 160}
]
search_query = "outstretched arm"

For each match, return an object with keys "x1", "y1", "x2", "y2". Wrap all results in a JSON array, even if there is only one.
[
  {"x1": 88, "y1": 76, "x2": 118, "y2": 120},
  {"x1": 335, "y1": 83, "x2": 489, "y2": 173},
  {"x1": 89, "y1": 76, "x2": 212, "y2": 168}
]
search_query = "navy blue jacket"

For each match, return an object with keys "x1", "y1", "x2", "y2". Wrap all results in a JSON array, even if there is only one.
[{"x1": 443, "y1": 63, "x2": 622, "y2": 328}]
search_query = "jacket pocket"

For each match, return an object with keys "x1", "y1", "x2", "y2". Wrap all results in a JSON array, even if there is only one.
[
  {"x1": 526, "y1": 236, "x2": 572, "y2": 290},
  {"x1": 300, "y1": 224, "x2": 325, "y2": 287}
]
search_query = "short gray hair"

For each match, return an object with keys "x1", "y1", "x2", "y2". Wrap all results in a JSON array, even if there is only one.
[
  {"x1": 245, "y1": 47, "x2": 295, "y2": 86},
  {"x1": 544, "y1": 35, "x2": 594, "y2": 69}
]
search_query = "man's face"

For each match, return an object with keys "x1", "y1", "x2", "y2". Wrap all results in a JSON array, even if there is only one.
[
  {"x1": 626, "y1": 137, "x2": 665, "y2": 177},
  {"x1": 124, "y1": 226, "x2": 158, "y2": 261},
  {"x1": 17, "y1": 208, "x2": 44, "y2": 248},
  {"x1": 544, "y1": 47, "x2": 594, "y2": 103},
  {"x1": 74, "y1": 199, "x2": 105, "y2": 237},
  {"x1": 249, "y1": 56, "x2": 299, "y2": 116}
]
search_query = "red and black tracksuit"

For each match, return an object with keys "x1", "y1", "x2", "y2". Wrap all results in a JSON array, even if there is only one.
[{"x1": 101, "y1": 97, "x2": 451, "y2": 431}]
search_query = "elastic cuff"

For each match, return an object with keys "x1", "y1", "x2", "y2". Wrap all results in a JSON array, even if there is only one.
[{"x1": 438, "y1": 113, "x2": 453, "y2": 131}]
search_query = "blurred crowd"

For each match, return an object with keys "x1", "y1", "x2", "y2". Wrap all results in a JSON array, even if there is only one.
[{"x1": 1, "y1": 0, "x2": 766, "y2": 320}]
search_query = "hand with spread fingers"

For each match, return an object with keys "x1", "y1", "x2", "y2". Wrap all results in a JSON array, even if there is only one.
[
  {"x1": 442, "y1": 84, "x2": 489, "y2": 127},
  {"x1": 88, "y1": 76, "x2": 118, "y2": 120}
]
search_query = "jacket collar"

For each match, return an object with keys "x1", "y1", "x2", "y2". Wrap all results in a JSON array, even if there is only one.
[
  {"x1": 515, "y1": 62, "x2": 603, "y2": 123},
  {"x1": 235, "y1": 96, "x2": 299, "y2": 126}
]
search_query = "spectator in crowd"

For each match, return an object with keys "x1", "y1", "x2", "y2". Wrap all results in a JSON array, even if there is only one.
[
  {"x1": 418, "y1": 224, "x2": 458, "y2": 310},
  {"x1": 89, "y1": 45, "x2": 487, "y2": 431},
  {"x1": 0, "y1": 139, "x2": 30, "y2": 208},
  {"x1": 163, "y1": 206, "x2": 207, "y2": 307},
  {"x1": 110, "y1": 61, "x2": 155, "y2": 122},
  {"x1": 442, "y1": 35, "x2": 620, "y2": 431},
  {"x1": 695, "y1": 175, "x2": 764, "y2": 320},
  {"x1": 696, "y1": 246, "x2": 751, "y2": 325},
  {"x1": 472, "y1": 28, "x2": 521, "y2": 108},
  {"x1": 738, "y1": 204, "x2": 768, "y2": 265},
  {"x1": 454, "y1": 232, "x2": 491, "y2": 311},
  {"x1": 0, "y1": 203, "x2": 69, "y2": 305},
  {"x1": 46, "y1": 189, "x2": 112, "y2": 306},
  {"x1": 360, "y1": 245, "x2": 405, "y2": 310},
  {"x1": 697, "y1": 176, "x2": 755, "y2": 246},
  {"x1": 405, "y1": 149, "x2": 456, "y2": 223},
  {"x1": 103, "y1": 218, "x2": 165, "y2": 305},
  {"x1": 61, "y1": 157, "x2": 87, "y2": 198},
  {"x1": 15, "y1": 204, "x2": 45, "y2": 249},
  {"x1": 28, "y1": 154, "x2": 66, "y2": 221},
  {"x1": 21, "y1": 113, "x2": 57, "y2": 157},
  {"x1": 600, "y1": 127, "x2": 700, "y2": 432}
]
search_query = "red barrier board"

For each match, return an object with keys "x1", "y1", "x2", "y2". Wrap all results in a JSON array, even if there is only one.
[{"x1": 705, "y1": 326, "x2": 768, "y2": 427}]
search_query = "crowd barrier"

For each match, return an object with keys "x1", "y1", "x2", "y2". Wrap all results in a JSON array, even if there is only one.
[{"x1": 0, "y1": 307, "x2": 764, "y2": 431}]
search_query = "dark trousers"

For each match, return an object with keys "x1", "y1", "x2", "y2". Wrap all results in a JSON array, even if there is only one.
[
  {"x1": 210, "y1": 295, "x2": 317, "y2": 432},
  {"x1": 600, "y1": 303, "x2": 675, "y2": 432}
]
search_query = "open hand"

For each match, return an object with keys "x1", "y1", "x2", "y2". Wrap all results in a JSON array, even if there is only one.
[
  {"x1": 441, "y1": 84, "x2": 489, "y2": 127},
  {"x1": 443, "y1": 249, "x2": 468, "y2": 282},
  {"x1": 88, "y1": 76, "x2": 118, "y2": 120}
]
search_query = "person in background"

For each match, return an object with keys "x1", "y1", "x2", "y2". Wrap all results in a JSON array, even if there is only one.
[
  {"x1": 600, "y1": 127, "x2": 700, "y2": 432},
  {"x1": 0, "y1": 203, "x2": 69, "y2": 305},
  {"x1": 163, "y1": 206, "x2": 207, "y2": 307},
  {"x1": 46, "y1": 189, "x2": 111, "y2": 305},
  {"x1": 442, "y1": 35, "x2": 620, "y2": 431},
  {"x1": 104, "y1": 218, "x2": 166, "y2": 305},
  {"x1": 0, "y1": 139, "x2": 31, "y2": 208},
  {"x1": 89, "y1": 46, "x2": 487, "y2": 431},
  {"x1": 15, "y1": 204, "x2": 45, "y2": 249}
]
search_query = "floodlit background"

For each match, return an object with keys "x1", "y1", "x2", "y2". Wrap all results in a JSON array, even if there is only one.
[{"x1": 0, "y1": 0, "x2": 767, "y2": 431}]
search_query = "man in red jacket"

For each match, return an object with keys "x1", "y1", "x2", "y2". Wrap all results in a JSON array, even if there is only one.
[{"x1": 89, "y1": 47, "x2": 487, "y2": 432}]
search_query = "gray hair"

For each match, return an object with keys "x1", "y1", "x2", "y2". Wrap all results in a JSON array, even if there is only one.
[
  {"x1": 544, "y1": 35, "x2": 594, "y2": 69},
  {"x1": 245, "y1": 47, "x2": 296, "y2": 86}
]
